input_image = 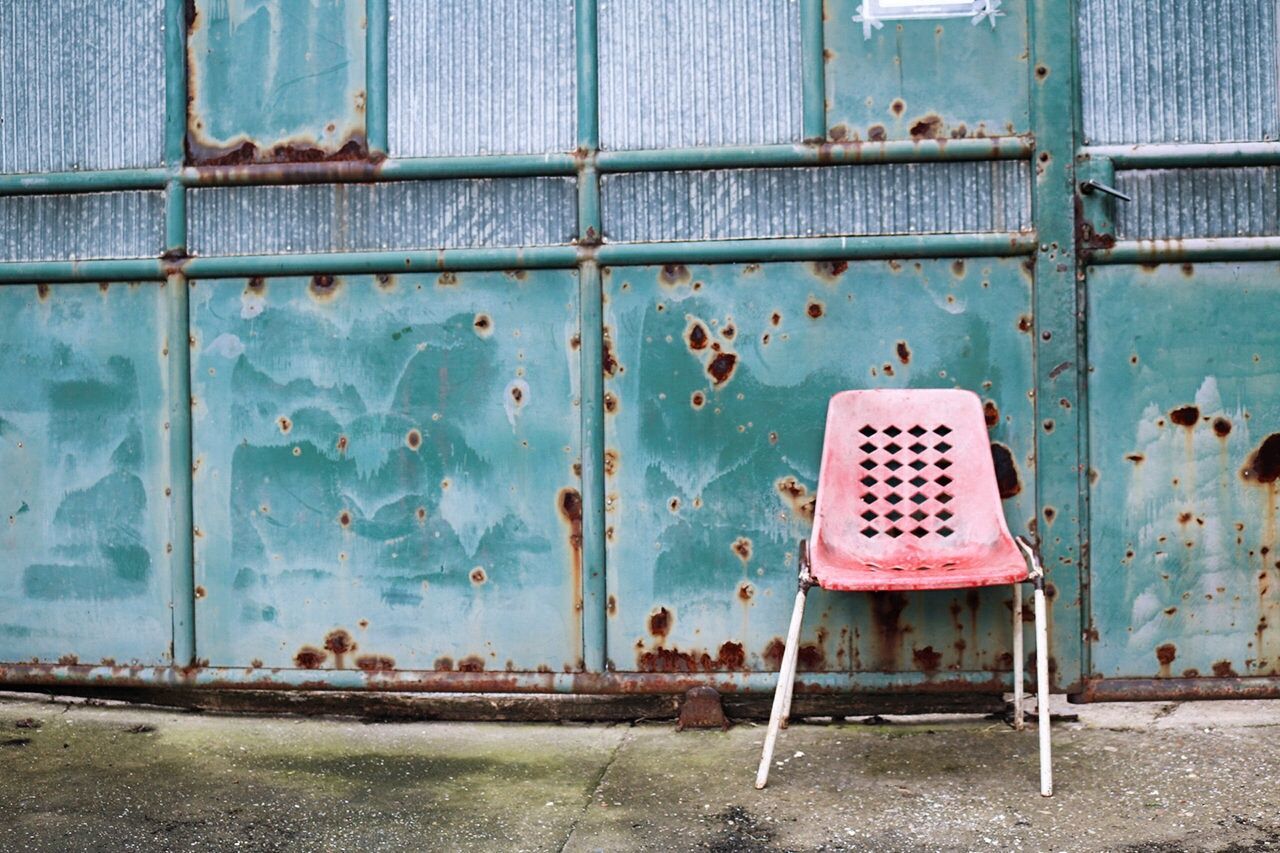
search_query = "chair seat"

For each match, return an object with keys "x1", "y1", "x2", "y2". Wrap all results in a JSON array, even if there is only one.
[{"x1": 809, "y1": 534, "x2": 1028, "y2": 592}]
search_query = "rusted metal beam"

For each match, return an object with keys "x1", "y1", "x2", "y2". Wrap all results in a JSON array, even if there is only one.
[
  {"x1": 1072, "y1": 677, "x2": 1280, "y2": 703},
  {"x1": 1091, "y1": 237, "x2": 1280, "y2": 264},
  {"x1": 0, "y1": 664, "x2": 1013, "y2": 696},
  {"x1": 1087, "y1": 142, "x2": 1280, "y2": 169}
]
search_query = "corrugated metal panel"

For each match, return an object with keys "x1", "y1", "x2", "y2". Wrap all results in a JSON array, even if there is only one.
[
  {"x1": 601, "y1": 163, "x2": 1032, "y2": 242},
  {"x1": 0, "y1": 1, "x2": 165, "y2": 174},
  {"x1": 0, "y1": 191, "x2": 165, "y2": 262},
  {"x1": 1115, "y1": 168, "x2": 1280, "y2": 240},
  {"x1": 599, "y1": 0, "x2": 803, "y2": 150},
  {"x1": 388, "y1": 0, "x2": 576, "y2": 157},
  {"x1": 1079, "y1": 0, "x2": 1280, "y2": 144},
  {"x1": 188, "y1": 179, "x2": 578, "y2": 256}
]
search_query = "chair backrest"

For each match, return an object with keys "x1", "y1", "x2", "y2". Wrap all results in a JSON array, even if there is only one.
[{"x1": 811, "y1": 389, "x2": 1015, "y2": 569}]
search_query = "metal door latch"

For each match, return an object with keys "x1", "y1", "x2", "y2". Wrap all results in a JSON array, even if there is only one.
[{"x1": 1080, "y1": 179, "x2": 1131, "y2": 202}]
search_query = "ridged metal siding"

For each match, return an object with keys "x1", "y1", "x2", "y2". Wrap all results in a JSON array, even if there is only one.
[
  {"x1": 599, "y1": 0, "x2": 803, "y2": 150},
  {"x1": 1115, "y1": 168, "x2": 1280, "y2": 239},
  {"x1": 387, "y1": 0, "x2": 576, "y2": 157},
  {"x1": 0, "y1": 0, "x2": 165, "y2": 174},
  {"x1": 601, "y1": 163, "x2": 1032, "y2": 242},
  {"x1": 0, "y1": 191, "x2": 165, "y2": 262},
  {"x1": 188, "y1": 179, "x2": 578, "y2": 256},
  {"x1": 1079, "y1": 0, "x2": 1280, "y2": 144}
]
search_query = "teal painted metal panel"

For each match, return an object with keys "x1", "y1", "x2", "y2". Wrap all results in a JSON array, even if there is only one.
[
  {"x1": 189, "y1": 271, "x2": 584, "y2": 672},
  {"x1": 186, "y1": 0, "x2": 367, "y2": 163},
  {"x1": 601, "y1": 259, "x2": 1036, "y2": 678},
  {"x1": 824, "y1": 0, "x2": 1030, "y2": 142},
  {"x1": 1087, "y1": 262, "x2": 1280, "y2": 680},
  {"x1": 0, "y1": 283, "x2": 174, "y2": 665}
]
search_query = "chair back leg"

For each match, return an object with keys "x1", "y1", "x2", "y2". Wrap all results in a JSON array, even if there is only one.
[
  {"x1": 1012, "y1": 581, "x2": 1024, "y2": 731},
  {"x1": 1034, "y1": 581, "x2": 1053, "y2": 796},
  {"x1": 754, "y1": 582, "x2": 810, "y2": 790}
]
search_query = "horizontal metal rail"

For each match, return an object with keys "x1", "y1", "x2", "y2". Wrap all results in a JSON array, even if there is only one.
[
  {"x1": 596, "y1": 137, "x2": 1032, "y2": 172},
  {"x1": 1085, "y1": 142, "x2": 1280, "y2": 169},
  {"x1": 594, "y1": 233, "x2": 1038, "y2": 264},
  {"x1": 0, "y1": 663, "x2": 1015, "y2": 695},
  {"x1": 0, "y1": 139, "x2": 1034, "y2": 195},
  {"x1": 1073, "y1": 676, "x2": 1280, "y2": 703},
  {"x1": 1090, "y1": 237, "x2": 1280, "y2": 265},
  {"x1": 0, "y1": 232, "x2": 1038, "y2": 282}
]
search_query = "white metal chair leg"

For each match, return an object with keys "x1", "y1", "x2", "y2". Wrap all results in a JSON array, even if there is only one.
[
  {"x1": 755, "y1": 576, "x2": 810, "y2": 790},
  {"x1": 1034, "y1": 579, "x2": 1053, "y2": 797},
  {"x1": 1012, "y1": 581, "x2": 1024, "y2": 731}
]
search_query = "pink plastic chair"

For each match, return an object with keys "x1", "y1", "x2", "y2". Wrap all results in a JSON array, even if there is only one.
[{"x1": 754, "y1": 389, "x2": 1052, "y2": 796}]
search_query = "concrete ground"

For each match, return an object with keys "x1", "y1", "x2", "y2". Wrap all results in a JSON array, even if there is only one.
[{"x1": 1, "y1": 693, "x2": 1279, "y2": 852}]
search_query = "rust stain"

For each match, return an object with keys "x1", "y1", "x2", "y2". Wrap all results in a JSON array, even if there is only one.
[
  {"x1": 1169, "y1": 406, "x2": 1200, "y2": 428},
  {"x1": 951, "y1": 259, "x2": 965, "y2": 277},
  {"x1": 308, "y1": 274, "x2": 339, "y2": 300},
  {"x1": 912, "y1": 645, "x2": 943, "y2": 673},
  {"x1": 737, "y1": 582, "x2": 755, "y2": 602},
  {"x1": 989, "y1": 443, "x2": 1022, "y2": 499},
  {"x1": 336, "y1": 435, "x2": 348, "y2": 454},
  {"x1": 338, "y1": 510, "x2": 351, "y2": 527},
  {"x1": 983, "y1": 400, "x2": 1000, "y2": 428},
  {"x1": 355, "y1": 655, "x2": 396, "y2": 673},
  {"x1": 806, "y1": 300, "x2": 825, "y2": 319},
  {"x1": 458, "y1": 655, "x2": 486, "y2": 672},
  {"x1": 775, "y1": 476, "x2": 816, "y2": 522},
  {"x1": 294, "y1": 647, "x2": 326, "y2": 669},
  {"x1": 731, "y1": 537, "x2": 752, "y2": 563},
  {"x1": 690, "y1": 391, "x2": 706, "y2": 409},
  {"x1": 659, "y1": 264, "x2": 691, "y2": 286},
  {"x1": 470, "y1": 567, "x2": 487, "y2": 585},
  {"x1": 867, "y1": 124, "x2": 886, "y2": 141},
  {"x1": 194, "y1": 585, "x2": 206, "y2": 599},
  {"x1": 868, "y1": 592, "x2": 910, "y2": 671},
  {"x1": 811, "y1": 260, "x2": 849, "y2": 281},
  {"x1": 559, "y1": 487, "x2": 584, "y2": 624},
  {"x1": 406, "y1": 429, "x2": 422, "y2": 450},
  {"x1": 1213, "y1": 417, "x2": 1232, "y2": 438},
  {"x1": 607, "y1": 595, "x2": 617, "y2": 616},
  {"x1": 706, "y1": 352, "x2": 738, "y2": 386},
  {"x1": 602, "y1": 328, "x2": 620, "y2": 376},
  {"x1": 895, "y1": 341, "x2": 911, "y2": 365},
  {"x1": 1212, "y1": 660, "x2": 1239, "y2": 677},
  {"x1": 277, "y1": 416, "x2": 292, "y2": 434},
  {"x1": 891, "y1": 99, "x2": 905, "y2": 116},
  {"x1": 324, "y1": 630, "x2": 356, "y2": 668},
  {"x1": 1242, "y1": 434, "x2": 1280, "y2": 484},
  {"x1": 185, "y1": 132, "x2": 369, "y2": 167},
  {"x1": 1156, "y1": 643, "x2": 1177, "y2": 676},
  {"x1": 909, "y1": 115, "x2": 943, "y2": 140},
  {"x1": 433, "y1": 656, "x2": 455, "y2": 671},
  {"x1": 648, "y1": 607, "x2": 672, "y2": 640},
  {"x1": 686, "y1": 319, "x2": 710, "y2": 351}
]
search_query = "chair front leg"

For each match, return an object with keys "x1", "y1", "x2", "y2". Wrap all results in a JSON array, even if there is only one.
[
  {"x1": 779, "y1": 541, "x2": 812, "y2": 729},
  {"x1": 1012, "y1": 580, "x2": 1024, "y2": 731},
  {"x1": 755, "y1": 546, "x2": 813, "y2": 790},
  {"x1": 1034, "y1": 575, "x2": 1053, "y2": 797}
]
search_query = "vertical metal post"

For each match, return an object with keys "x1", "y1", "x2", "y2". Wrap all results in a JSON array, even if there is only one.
[
  {"x1": 800, "y1": 0, "x2": 826, "y2": 141},
  {"x1": 576, "y1": 0, "x2": 599, "y2": 151},
  {"x1": 576, "y1": 0, "x2": 606, "y2": 673},
  {"x1": 366, "y1": 0, "x2": 389, "y2": 156},
  {"x1": 165, "y1": 0, "x2": 196, "y2": 669},
  {"x1": 1028, "y1": 0, "x2": 1084, "y2": 690},
  {"x1": 578, "y1": 262, "x2": 607, "y2": 672}
]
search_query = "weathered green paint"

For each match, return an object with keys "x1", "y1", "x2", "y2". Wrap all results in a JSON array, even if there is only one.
[
  {"x1": 186, "y1": 0, "x2": 367, "y2": 161},
  {"x1": 1087, "y1": 262, "x2": 1280, "y2": 680},
  {"x1": 1028, "y1": 0, "x2": 1083, "y2": 689},
  {"x1": 601, "y1": 260, "x2": 1035, "y2": 677},
  {"x1": 0, "y1": 283, "x2": 174, "y2": 665},
  {"x1": 188, "y1": 271, "x2": 583, "y2": 671},
  {"x1": 823, "y1": 0, "x2": 1031, "y2": 143}
]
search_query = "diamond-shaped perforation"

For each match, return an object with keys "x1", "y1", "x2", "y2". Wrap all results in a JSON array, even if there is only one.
[{"x1": 854, "y1": 423, "x2": 959, "y2": 542}]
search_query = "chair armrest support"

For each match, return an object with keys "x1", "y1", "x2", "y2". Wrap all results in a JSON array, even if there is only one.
[
  {"x1": 1015, "y1": 536, "x2": 1045, "y2": 585},
  {"x1": 797, "y1": 539, "x2": 816, "y2": 591}
]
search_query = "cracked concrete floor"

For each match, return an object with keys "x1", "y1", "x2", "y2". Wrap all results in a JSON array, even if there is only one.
[{"x1": 2, "y1": 693, "x2": 1280, "y2": 852}]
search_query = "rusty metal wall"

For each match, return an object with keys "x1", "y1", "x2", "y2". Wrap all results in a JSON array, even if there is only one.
[
  {"x1": 601, "y1": 259, "x2": 1037, "y2": 679},
  {"x1": 189, "y1": 271, "x2": 584, "y2": 672},
  {"x1": 0, "y1": 282, "x2": 175, "y2": 666}
]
